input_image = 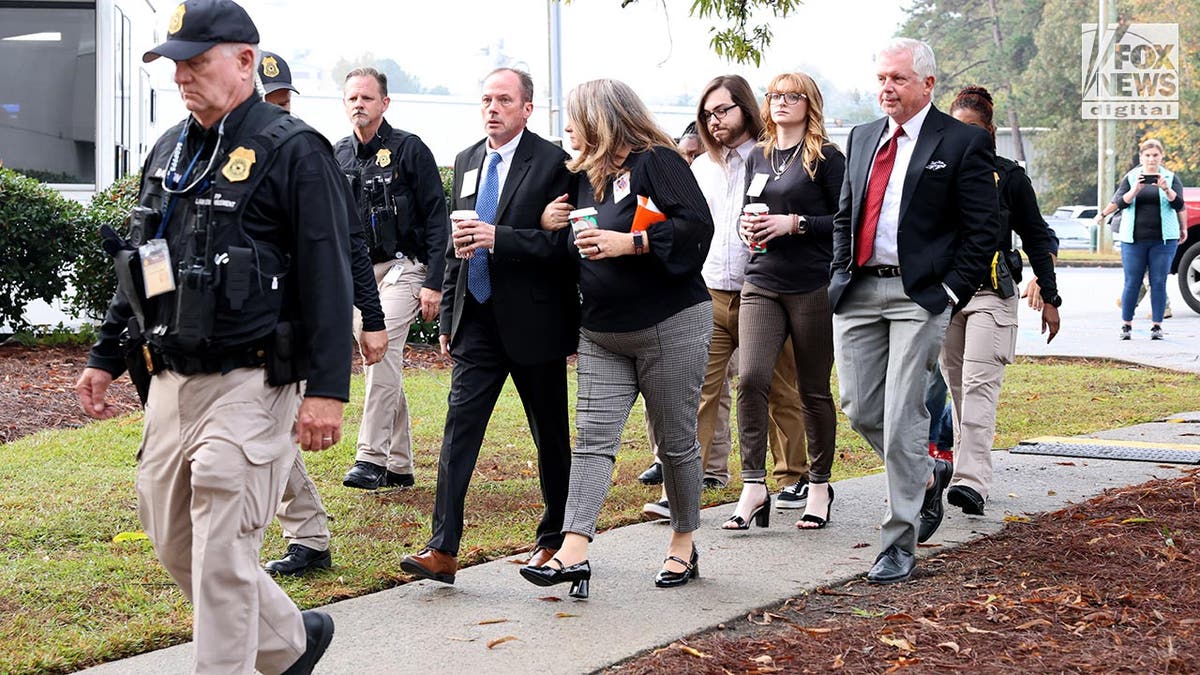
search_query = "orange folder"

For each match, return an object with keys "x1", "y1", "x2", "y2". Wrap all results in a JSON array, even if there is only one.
[{"x1": 631, "y1": 195, "x2": 666, "y2": 232}]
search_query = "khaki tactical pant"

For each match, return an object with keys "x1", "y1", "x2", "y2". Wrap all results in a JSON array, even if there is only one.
[{"x1": 137, "y1": 367, "x2": 306, "y2": 674}]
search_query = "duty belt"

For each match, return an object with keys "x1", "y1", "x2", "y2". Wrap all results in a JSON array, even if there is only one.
[{"x1": 157, "y1": 345, "x2": 267, "y2": 375}]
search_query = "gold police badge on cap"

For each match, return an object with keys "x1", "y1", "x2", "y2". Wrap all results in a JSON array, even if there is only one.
[
  {"x1": 222, "y1": 147, "x2": 256, "y2": 183},
  {"x1": 261, "y1": 56, "x2": 280, "y2": 78},
  {"x1": 168, "y1": 3, "x2": 186, "y2": 34},
  {"x1": 376, "y1": 149, "x2": 392, "y2": 168}
]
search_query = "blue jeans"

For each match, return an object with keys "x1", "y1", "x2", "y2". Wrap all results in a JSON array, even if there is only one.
[
  {"x1": 925, "y1": 363, "x2": 953, "y2": 450},
  {"x1": 1121, "y1": 239, "x2": 1178, "y2": 323}
]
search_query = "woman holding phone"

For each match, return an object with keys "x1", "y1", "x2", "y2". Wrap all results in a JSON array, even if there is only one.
[{"x1": 1110, "y1": 138, "x2": 1186, "y2": 340}]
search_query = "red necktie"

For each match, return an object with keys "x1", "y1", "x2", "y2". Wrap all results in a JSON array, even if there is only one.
[{"x1": 856, "y1": 125, "x2": 906, "y2": 268}]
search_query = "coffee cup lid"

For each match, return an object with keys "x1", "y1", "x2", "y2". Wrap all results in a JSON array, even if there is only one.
[
  {"x1": 569, "y1": 207, "x2": 598, "y2": 219},
  {"x1": 743, "y1": 203, "x2": 769, "y2": 213},
  {"x1": 450, "y1": 210, "x2": 479, "y2": 220}
]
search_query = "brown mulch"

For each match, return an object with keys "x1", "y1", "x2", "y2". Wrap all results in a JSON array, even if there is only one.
[
  {"x1": 0, "y1": 343, "x2": 451, "y2": 445},
  {"x1": 611, "y1": 471, "x2": 1200, "y2": 674}
]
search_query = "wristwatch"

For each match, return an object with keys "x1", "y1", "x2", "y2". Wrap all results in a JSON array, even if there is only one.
[
  {"x1": 632, "y1": 231, "x2": 646, "y2": 255},
  {"x1": 1045, "y1": 293, "x2": 1062, "y2": 308},
  {"x1": 795, "y1": 215, "x2": 808, "y2": 235}
]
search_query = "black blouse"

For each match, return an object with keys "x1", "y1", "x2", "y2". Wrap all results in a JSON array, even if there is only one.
[
  {"x1": 574, "y1": 146, "x2": 713, "y2": 332},
  {"x1": 742, "y1": 141, "x2": 845, "y2": 294}
]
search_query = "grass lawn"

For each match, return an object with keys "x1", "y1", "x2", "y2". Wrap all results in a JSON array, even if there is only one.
[{"x1": 1, "y1": 357, "x2": 1196, "y2": 673}]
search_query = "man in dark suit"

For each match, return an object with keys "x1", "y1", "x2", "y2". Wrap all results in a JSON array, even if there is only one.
[
  {"x1": 400, "y1": 68, "x2": 577, "y2": 584},
  {"x1": 829, "y1": 38, "x2": 999, "y2": 584}
]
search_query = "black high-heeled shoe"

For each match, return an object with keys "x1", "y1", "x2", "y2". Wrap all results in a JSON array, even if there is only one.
[
  {"x1": 722, "y1": 486, "x2": 771, "y2": 530},
  {"x1": 519, "y1": 558, "x2": 591, "y2": 599},
  {"x1": 796, "y1": 483, "x2": 834, "y2": 529},
  {"x1": 655, "y1": 545, "x2": 699, "y2": 588}
]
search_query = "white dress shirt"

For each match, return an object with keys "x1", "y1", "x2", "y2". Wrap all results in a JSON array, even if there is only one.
[
  {"x1": 481, "y1": 129, "x2": 523, "y2": 196},
  {"x1": 866, "y1": 101, "x2": 932, "y2": 267},
  {"x1": 695, "y1": 138, "x2": 757, "y2": 291}
]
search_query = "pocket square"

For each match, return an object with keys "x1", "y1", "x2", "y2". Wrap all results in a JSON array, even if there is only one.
[{"x1": 925, "y1": 160, "x2": 946, "y2": 171}]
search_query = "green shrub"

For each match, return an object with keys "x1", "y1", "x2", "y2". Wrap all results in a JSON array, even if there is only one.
[
  {"x1": 0, "y1": 168, "x2": 85, "y2": 330},
  {"x1": 67, "y1": 174, "x2": 141, "y2": 320},
  {"x1": 403, "y1": 166, "x2": 456, "y2": 345}
]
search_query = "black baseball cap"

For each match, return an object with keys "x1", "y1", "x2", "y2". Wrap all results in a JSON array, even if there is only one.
[
  {"x1": 260, "y1": 51, "x2": 299, "y2": 95},
  {"x1": 143, "y1": 0, "x2": 259, "y2": 63}
]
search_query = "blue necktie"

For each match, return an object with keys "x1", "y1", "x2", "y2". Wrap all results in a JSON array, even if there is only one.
[{"x1": 469, "y1": 152, "x2": 501, "y2": 303}]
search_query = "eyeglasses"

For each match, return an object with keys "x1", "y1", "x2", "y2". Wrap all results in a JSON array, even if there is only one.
[
  {"x1": 701, "y1": 103, "x2": 739, "y2": 123},
  {"x1": 767, "y1": 92, "x2": 808, "y2": 105}
]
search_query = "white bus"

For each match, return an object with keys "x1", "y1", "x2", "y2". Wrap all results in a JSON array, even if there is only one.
[{"x1": 1, "y1": 0, "x2": 159, "y2": 204}]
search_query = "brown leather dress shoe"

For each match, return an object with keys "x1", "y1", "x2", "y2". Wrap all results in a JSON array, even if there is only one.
[
  {"x1": 528, "y1": 546, "x2": 558, "y2": 568},
  {"x1": 400, "y1": 548, "x2": 457, "y2": 585}
]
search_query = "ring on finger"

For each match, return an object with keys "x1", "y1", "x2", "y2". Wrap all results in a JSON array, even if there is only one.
[{"x1": 470, "y1": 234, "x2": 475, "y2": 245}]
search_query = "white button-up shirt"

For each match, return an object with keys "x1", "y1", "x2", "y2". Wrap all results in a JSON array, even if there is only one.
[
  {"x1": 695, "y1": 138, "x2": 757, "y2": 291},
  {"x1": 866, "y1": 101, "x2": 931, "y2": 267},
  {"x1": 481, "y1": 129, "x2": 523, "y2": 195}
]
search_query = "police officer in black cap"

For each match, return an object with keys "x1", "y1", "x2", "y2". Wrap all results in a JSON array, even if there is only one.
[
  {"x1": 75, "y1": 1, "x2": 347, "y2": 672},
  {"x1": 257, "y1": 49, "x2": 390, "y2": 577},
  {"x1": 259, "y1": 49, "x2": 300, "y2": 111}
]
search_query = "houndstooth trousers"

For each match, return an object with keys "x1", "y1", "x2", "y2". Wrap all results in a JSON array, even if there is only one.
[{"x1": 562, "y1": 301, "x2": 713, "y2": 538}]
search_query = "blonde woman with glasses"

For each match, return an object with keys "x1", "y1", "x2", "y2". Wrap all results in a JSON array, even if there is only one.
[
  {"x1": 523, "y1": 78, "x2": 714, "y2": 597},
  {"x1": 730, "y1": 72, "x2": 844, "y2": 532}
]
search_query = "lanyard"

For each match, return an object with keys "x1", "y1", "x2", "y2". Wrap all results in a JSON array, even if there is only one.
[{"x1": 158, "y1": 117, "x2": 226, "y2": 238}]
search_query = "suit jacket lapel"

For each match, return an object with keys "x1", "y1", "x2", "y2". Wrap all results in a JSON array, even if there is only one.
[
  {"x1": 495, "y1": 132, "x2": 534, "y2": 225},
  {"x1": 899, "y1": 107, "x2": 945, "y2": 225}
]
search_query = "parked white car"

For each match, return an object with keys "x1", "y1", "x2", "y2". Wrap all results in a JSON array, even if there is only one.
[{"x1": 1043, "y1": 205, "x2": 1098, "y2": 250}]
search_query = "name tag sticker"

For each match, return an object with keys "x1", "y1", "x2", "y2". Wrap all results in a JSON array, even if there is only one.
[
  {"x1": 747, "y1": 173, "x2": 769, "y2": 198},
  {"x1": 613, "y1": 171, "x2": 631, "y2": 204},
  {"x1": 382, "y1": 262, "x2": 404, "y2": 285},
  {"x1": 139, "y1": 239, "x2": 176, "y2": 298},
  {"x1": 460, "y1": 169, "x2": 479, "y2": 198}
]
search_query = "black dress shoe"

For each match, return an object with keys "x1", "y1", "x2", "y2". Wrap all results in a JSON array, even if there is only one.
[
  {"x1": 918, "y1": 458, "x2": 952, "y2": 543},
  {"x1": 701, "y1": 477, "x2": 726, "y2": 490},
  {"x1": 342, "y1": 461, "x2": 385, "y2": 490},
  {"x1": 385, "y1": 470, "x2": 415, "y2": 488},
  {"x1": 638, "y1": 462, "x2": 664, "y2": 485},
  {"x1": 519, "y1": 558, "x2": 591, "y2": 598},
  {"x1": 265, "y1": 544, "x2": 332, "y2": 576},
  {"x1": 655, "y1": 545, "x2": 699, "y2": 588},
  {"x1": 947, "y1": 484, "x2": 985, "y2": 515},
  {"x1": 867, "y1": 545, "x2": 915, "y2": 584},
  {"x1": 281, "y1": 610, "x2": 334, "y2": 675}
]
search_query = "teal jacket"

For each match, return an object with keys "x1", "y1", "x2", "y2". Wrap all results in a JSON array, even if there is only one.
[{"x1": 1114, "y1": 165, "x2": 1182, "y2": 243}]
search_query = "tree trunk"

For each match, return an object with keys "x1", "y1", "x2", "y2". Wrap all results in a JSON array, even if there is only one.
[{"x1": 988, "y1": 0, "x2": 1026, "y2": 162}]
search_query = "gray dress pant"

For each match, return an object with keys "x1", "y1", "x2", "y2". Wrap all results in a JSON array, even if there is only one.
[
  {"x1": 833, "y1": 276, "x2": 951, "y2": 555},
  {"x1": 562, "y1": 302, "x2": 712, "y2": 538}
]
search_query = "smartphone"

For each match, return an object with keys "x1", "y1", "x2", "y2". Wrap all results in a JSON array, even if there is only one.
[{"x1": 1141, "y1": 174, "x2": 1160, "y2": 184}]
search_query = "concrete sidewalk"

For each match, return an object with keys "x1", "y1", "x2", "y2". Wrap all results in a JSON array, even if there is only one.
[{"x1": 82, "y1": 413, "x2": 1199, "y2": 675}]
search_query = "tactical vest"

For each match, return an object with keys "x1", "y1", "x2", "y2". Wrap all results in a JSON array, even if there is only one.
[
  {"x1": 127, "y1": 103, "x2": 318, "y2": 355},
  {"x1": 334, "y1": 127, "x2": 425, "y2": 264}
]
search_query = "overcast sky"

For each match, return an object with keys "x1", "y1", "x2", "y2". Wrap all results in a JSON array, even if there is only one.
[
  {"x1": 153, "y1": 0, "x2": 906, "y2": 98},
  {"x1": 147, "y1": 1, "x2": 907, "y2": 161}
]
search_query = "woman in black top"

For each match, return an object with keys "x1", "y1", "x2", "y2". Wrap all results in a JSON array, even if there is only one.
[
  {"x1": 521, "y1": 79, "x2": 714, "y2": 597},
  {"x1": 729, "y1": 72, "x2": 844, "y2": 532},
  {"x1": 939, "y1": 86, "x2": 1061, "y2": 517}
]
